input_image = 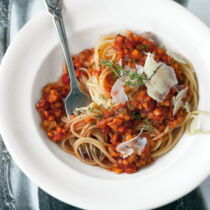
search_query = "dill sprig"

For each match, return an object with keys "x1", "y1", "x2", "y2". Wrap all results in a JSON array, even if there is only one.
[
  {"x1": 100, "y1": 60, "x2": 147, "y2": 87},
  {"x1": 131, "y1": 111, "x2": 142, "y2": 122},
  {"x1": 144, "y1": 117, "x2": 153, "y2": 131},
  {"x1": 100, "y1": 60, "x2": 121, "y2": 78},
  {"x1": 123, "y1": 70, "x2": 147, "y2": 87},
  {"x1": 140, "y1": 44, "x2": 148, "y2": 50},
  {"x1": 88, "y1": 107, "x2": 94, "y2": 113},
  {"x1": 96, "y1": 114, "x2": 103, "y2": 121}
]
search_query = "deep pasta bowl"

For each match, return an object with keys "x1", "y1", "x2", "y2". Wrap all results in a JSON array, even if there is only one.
[{"x1": 0, "y1": 0, "x2": 210, "y2": 209}]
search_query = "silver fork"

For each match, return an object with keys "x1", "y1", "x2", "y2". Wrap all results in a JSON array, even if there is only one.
[
  {"x1": 45, "y1": 0, "x2": 91, "y2": 119},
  {"x1": 45, "y1": 0, "x2": 100, "y2": 162},
  {"x1": 79, "y1": 144, "x2": 104, "y2": 162}
]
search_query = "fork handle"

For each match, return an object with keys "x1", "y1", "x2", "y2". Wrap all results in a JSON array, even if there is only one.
[{"x1": 46, "y1": 0, "x2": 79, "y2": 91}]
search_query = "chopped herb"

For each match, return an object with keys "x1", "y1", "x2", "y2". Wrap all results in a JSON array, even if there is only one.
[
  {"x1": 96, "y1": 114, "x2": 103, "y2": 121},
  {"x1": 125, "y1": 80, "x2": 132, "y2": 86},
  {"x1": 135, "y1": 114, "x2": 142, "y2": 122},
  {"x1": 110, "y1": 113, "x2": 115, "y2": 117},
  {"x1": 99, "y1": 104, "x2": 104, "y2": 108},
  {"x1": 99, "y1": 95, "x2": 105, "y2": 100},
  {"x1": 131, "y1": 55, "x2": 136, "y2": 64},
  {"x1": 144, "y1": 117, "x2": 153, "y2": 131},
  {"x1": 100, "y1": 59, "x2": 147, "y2": 87},
  {"x1": 131, "y1": 112, "x2": 142, "y2": 122},
  {"x1": 107, "y1": 106, "x2": 111, "y2": 110},
  {"x1": 124, "y1": 70, "x2": 147, "y2": 87},
  {"x1": 141, "y1": 44, "x2": 148, "y2": 50},
  {"x1": 100, "y1": 60, "x2": 121, "y2": 78},
  {"x1": 127, "y1": 104, "x2": 131, "y2": 110},
  {"x1": 88, "y1": 107, "x2": 94, "y2": 113}
]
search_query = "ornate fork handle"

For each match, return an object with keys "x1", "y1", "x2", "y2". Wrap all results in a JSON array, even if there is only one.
[
  {"x1": 45, "y1": 0, "x2": 62, "y2": 17},
  {"x1": 45, "y1": 0, "x2": 79, "y2": 92}
]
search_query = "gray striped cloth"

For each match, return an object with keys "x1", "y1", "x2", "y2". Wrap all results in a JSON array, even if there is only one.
[{"x1": 0, "y1": 0, "x2": 209, "y2": 209}]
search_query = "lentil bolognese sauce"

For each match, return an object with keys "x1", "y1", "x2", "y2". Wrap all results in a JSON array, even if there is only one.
[{"x1": 36, "y1": 31, "x2": 209, "y2": 174}]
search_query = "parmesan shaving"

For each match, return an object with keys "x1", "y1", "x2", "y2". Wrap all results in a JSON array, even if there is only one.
[
  {"x1": 173, "y1": 87, "x2": 188, "y2": 115},
  {"x1": 145, "y1": 62, "x2": 178, "y2": 102},
  {"x1": 124, "y1": 65, "x2": 136, "y2": 72},
  {"x1": 111, "y1": 79, "x2": 128, "y2": 104},
  {"x1": 118, "y1": 58, "x2": 122, "y2": 67},
  {"x1": 136, "y1": 64, "x2": 144, "y2": 75},
  {"x1": 173, "y1": 99, "x2": 184, "y2": 116},
  {"x1": 144, "y1": 53, "x2": 160, "y2": 78},
  {"x1": 175, "y1": 87, "x2": 188, "y2": 101},
  {"x1": 139, "y1": 32, "x2": 154, "y2": 41},
  {"x1": 116, "y1": 134, "x2": 147, "y2": 158},
  {"x1": 167, "y1": 50, "x2": 186, "y2": 64}
]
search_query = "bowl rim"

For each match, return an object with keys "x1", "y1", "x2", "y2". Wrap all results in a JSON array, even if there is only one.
[{"x1": 1, "y1": 0, "x2": 210, "y2": 209}]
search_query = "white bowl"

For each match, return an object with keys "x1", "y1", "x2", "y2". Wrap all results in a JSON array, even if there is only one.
[{"x1": 1, "y1": 0, "x2": 210, "y2": 209}]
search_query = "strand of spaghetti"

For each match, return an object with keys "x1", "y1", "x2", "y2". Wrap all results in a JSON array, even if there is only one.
[
  {"x1": 186, "y1": 110, "x2": 210, "y2": 135},
  {"x1": 80, "y1": 124, "x2": 92, "y2": 136},
  {"x1": 99, "y1": 68, "x2": 113, "y2": 89},
  {"x1": 81, "y1": 125, "x2": 99, "y2": 137},
  {"x1": 70, "y1": 114, "x2": 99, "y2": 138},
  {"x1": 152, "y1": 126, "x2": 170, "y2": 141},
  {"x1": 79, "y1": 67, "x2": 91, "y2": 78},
  {"x1": 61, "y1": 138, "x2": 75, "y2": 155},
  {"x1": 151, "y1": 126, "x2": 185, "y2": 158},
  {"x1": 73, "y1": 137, "x2": 116, "y2": 166},
  {"x1": 94, "y1": 34, "x2": 116, "y2": 68},
  {"x1": 88, "y1": 144, "x2": 109, "y2": 168},
  {"x1": 91, "y1": 131, "x2": 107, "y2": 143},
  {"x1": 87, "y1": 82, "x2": 109, "y2": 95}
]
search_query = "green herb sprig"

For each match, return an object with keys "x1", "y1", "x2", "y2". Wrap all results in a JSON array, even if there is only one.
[
  {"x1": 100, "y1": 60, "x2": 122, "y2": 78},
  {"x1": 131, "y1": 111, "x2": 142, "y2": 122},
  {"x1": 100, "y1": 60, "x2": 147, "y2": 87},
  {"x1": 141, "y1": 44, "x2": 148, "y2": 50},
  {"x1": 123, "y1": 70, "x2": 147, "y2": 87},
  {"x1": 88, "y1": 107, "x2": 94, "y2": 113},
  {"x1": 144, "y1": 117, "x2": 153, "y2": 131},
  {"x1": 96, "y1": 114, "x2": 103, "y2": 121}
]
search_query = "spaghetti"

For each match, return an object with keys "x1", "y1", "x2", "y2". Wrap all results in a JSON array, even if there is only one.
[{"x1": 36, "y1": 31, "x2": 209, "y2": 173}]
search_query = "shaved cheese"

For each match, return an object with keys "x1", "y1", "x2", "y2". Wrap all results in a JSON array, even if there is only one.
[
  {"x1": 144, "y1": 53, "x2": 160, "y2": 78},
  {"x1": 136, "y1": 64, "x2": 144, "y2": 75},
  {"x1": 118, "y1": 58, "x2": 122, "y2": 67},
  {"x1": 167, "y1": 50, "x2": 186, "y2": 64},
  {"x1": 175, "y1": 87, "x2": 188, "y2": 101},
  {"x1": 123, "y1": 65, "x2": 136, "y2": 72},
  {"x1": 174, "y1": 84, "x2": 185, "y2": 92},
  {"x1": 173, "y1": 99, "x2": 184, "y2": 116},
  {"x1": 145, "y1": 63, "x2": 178, "y2": 102},
  {"x1": 173, "y1": 87, "x2": 188, "y2": 115},
  {"x1": 140, "y1": 32, "x2": 164, "y2": 47},
  {"x1": 185, "y1": 101, "x2": 191, "y2": 113},
  {"x1": 121, "y1": 65, "x2": 137, "y2": 82},
  {"x1": 116, "y1": 134, "x2": 147, "y2": 158},
  {"x1": 139, "y1": 32, "x2": 154, "y2": 41},
  {"x1": 111, "y1": 79, "x2": 128, "y2": 104}
]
